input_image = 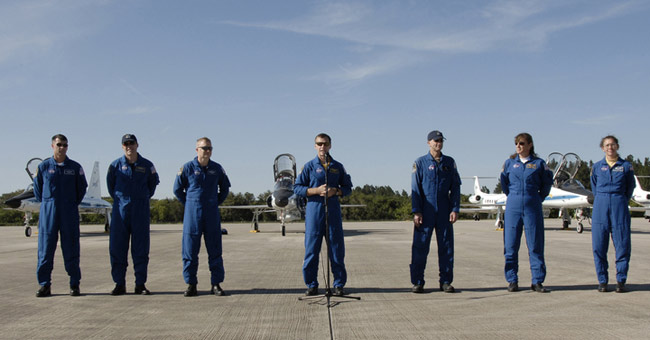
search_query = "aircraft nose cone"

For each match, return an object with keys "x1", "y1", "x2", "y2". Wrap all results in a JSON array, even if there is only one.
[
  {"x1": 4, "y1": 198, "x2": 21, "y2": 209},
  {"x1": 587, "y1": 195, "x2": 594, "y2": 205},
  {"x1": 273, "y1": 189, "x2": 293, "y2": 208},
  {"x1": 275, "y1": 197, "x2": 289, "y2": 207}
]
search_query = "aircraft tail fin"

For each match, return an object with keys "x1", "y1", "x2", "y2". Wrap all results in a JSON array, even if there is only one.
[
  {"x1": 86, "y1": 161, "x2": 102, "y2": 199},
  {"x1": 474, "y1": 176, "x2": 484, "y2": 195}
]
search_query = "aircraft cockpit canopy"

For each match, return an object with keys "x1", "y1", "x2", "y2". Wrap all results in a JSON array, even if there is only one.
[{"x1": 274, "y1": 153, "x2": 296, "y2": 181}]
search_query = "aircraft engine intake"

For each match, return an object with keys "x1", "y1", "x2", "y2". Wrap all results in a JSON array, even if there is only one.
[{"x1": 468, "y1": 195, "x2": 481, "y2": 204}]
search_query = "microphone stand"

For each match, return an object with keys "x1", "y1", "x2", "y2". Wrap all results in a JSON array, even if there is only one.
[{"x1": 300, "y1": 153, "x2": 360, "y2": 306}]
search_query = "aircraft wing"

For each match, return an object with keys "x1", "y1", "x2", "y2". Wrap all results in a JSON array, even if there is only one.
[{"x1": 220, "y1": 205, "x2": 272, "y2": 212}]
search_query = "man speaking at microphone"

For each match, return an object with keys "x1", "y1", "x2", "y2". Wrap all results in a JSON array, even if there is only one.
[{"x1": 294, "y1": 133, "x2": 353, "y2": 297}]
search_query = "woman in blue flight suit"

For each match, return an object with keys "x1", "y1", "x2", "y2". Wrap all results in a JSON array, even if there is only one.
[
  {"x1": 500, "y1": 133, "x2": 553, "y2": 293},
  {"x1": 590, "y1": 135, "x2": 635, "y2": 293}
]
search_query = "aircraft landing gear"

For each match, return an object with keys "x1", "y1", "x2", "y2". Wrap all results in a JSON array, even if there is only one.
[
  {"x1": 23, "y1": 212, "x2": 33, "y2": 237},
  {"x1": 576, "y1": 223, "x2": 584, "y2": 234},
  {"x1": 282, "y1": 225, "x2": 286, "y2": 236},
  {"x1": 563, "y1": 220, "x2": 570, "y2": 229}
]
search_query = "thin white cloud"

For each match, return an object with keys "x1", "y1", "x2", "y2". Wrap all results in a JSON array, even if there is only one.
[
  {"x1": 125, "y1": 106, "x2": 160, "y2": 115},
  {"x1": 571, "y1": 114, "x2": 622, "y2": 126},
  {"x1": 119, "y1": 78, "x2": 145, "y2": 97},
  {"x1": 224, "y1": 1, "x2": 641, "y2": 53},
  {"x1": 221, "y1": 1, "x2": 643, "y2": 85},
  {"x1": 312, "y1": 50, "x2": 424, "y2": 83},
  {"x1": 0, "y1": 0, "x2": 111, "y2": 64}
]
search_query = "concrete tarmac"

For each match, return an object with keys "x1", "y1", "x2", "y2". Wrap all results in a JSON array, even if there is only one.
[{"x1": 2, "y1": 219, "x2": 650, "y2": 339}]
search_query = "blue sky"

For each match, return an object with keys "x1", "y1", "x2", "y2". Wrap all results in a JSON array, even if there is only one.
[{"x1": 2, "y1": 0, "x2": 649, "y2": 199}]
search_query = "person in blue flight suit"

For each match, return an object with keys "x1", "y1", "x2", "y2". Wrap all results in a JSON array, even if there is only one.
[
  {"x1": 591, "y1": 135, "x2": 635, "y2": 293},
  {"x1": 174, "y1": 137, "x2": 231, "y2": 297},
  {"x1": 410, "y1": 130, "x2": 461, "y2": 294},
  {"x1": 500, "y1": 133, "x2": 553, "y2": 293},
  {"x1": 106, "y1": 134, "x2": 160, "y2": 296},
  {"x1": 33, "y1": 134, "x2": 88, "y2": 297},
  {"x1": 294, "y1": 133, "x2": 353, "y2": 297}
]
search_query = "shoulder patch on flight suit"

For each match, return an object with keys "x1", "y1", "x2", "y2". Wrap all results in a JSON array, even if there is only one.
[
  {"x1": 178, "y1": 167, "x2": 184, "y2": 176},
  {"x1": 412, "y1": 163, "x2": 417, "y2": 173},
  {"x1": 151, "y1": 166, "x2": 157, "y2": 174},
  {"x1": 79, "y1": 167, "x2": 84, "y2": 176}
]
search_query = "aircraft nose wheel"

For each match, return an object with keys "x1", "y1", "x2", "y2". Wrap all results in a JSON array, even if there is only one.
[
  {"x1": 282, "y1": 225, "x2": 286, "y2": 236},
  {"x1": 25, "y1": 226, "x2": 32, "y2": 237},
  {"x1": 576, "y1": 223, "x2": 584, "y2": 234}
]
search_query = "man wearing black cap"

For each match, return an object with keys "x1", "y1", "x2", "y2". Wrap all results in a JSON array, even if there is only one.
[
  {"x1": 410, "y1": 130, "x2": 461, "y2": 293},
  {"x1": 106, "y1": 134, "x2": 160, "y2": 295}
]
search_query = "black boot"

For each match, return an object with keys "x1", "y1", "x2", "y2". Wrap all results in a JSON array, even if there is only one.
[{"x1": 184, "y1": 284, "x2": 198, "y2": 297}]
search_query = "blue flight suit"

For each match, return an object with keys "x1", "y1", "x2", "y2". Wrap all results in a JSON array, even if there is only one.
[
  {"x1": 173, "y1": 157, "x2": 230, "y2": 285},
  {"x1": 410, "y1": 153, "x2": 461, "y2": 286},
  {"x1": 590, "y1": 157, "x2": 635, "y2": 284},
  {"x1": 33, "y1": 157, "x2": 88, "y2": 287},
  {"x1": 294, "y1": 156, "x2": 352, "y2": 289},
  {"x1": 500, "y1": 156, "x2": 553, "y2": 284},
  {"x1": 106, "y1": 154, "x2": 160, "y2": 286}
]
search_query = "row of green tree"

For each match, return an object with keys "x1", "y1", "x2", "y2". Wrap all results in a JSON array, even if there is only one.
[{"x1": 2, "y1": 156, "x2": 649, "y2": 226}]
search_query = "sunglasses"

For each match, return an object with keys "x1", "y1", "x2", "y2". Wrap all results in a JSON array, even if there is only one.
[
  {"x1": 516, "y1": 142, "x2": 527, "y2": 146},
  {"x1": 198, "y1": 146, "x2": 213, "y2": 151},
  {"x1": 315, "y1": 142, "x2": 330, "y2": 147},
  {"x1": 56, "y1": 143, "x2": 68, "y2": 148},
  {"x1": 123, "y1": 141, "x2": 136, "y2": 146}
]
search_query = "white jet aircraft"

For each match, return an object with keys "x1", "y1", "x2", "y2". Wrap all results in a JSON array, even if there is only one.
[
  {"x1": 220, "y1": 153, "x2": 363, "y2": 236},
  {"x1": 464, "y1": 152, "x2": 594, "y2": 233},
  {"x1": 631, "y1": 175, "x2": 650, "y2": 221},
  {"x1": 3, "y1": 158, "x2": 112, "y2": 237}
]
